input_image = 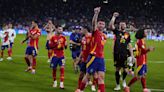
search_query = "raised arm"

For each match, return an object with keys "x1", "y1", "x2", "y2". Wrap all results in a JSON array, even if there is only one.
[
  {"x1": 92, "y1": 7, "x2": 101, "y2": 31},
  {"x1": 109, "y1": 12, "x2": 119, "y2": 30}
]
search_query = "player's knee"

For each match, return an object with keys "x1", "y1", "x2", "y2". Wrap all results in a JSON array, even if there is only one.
[{"x1": 115, "y1": 71, "x2": 120, "y2": 76}]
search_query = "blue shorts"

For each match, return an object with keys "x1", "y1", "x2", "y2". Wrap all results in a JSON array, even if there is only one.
[
  {"x1": 86, "y1": 55, "x2": 105, "y2": 74},
  {"x1": 1, "y1": 45, "x2": 9, "y2": 50},
  {"x1": 72, "y1": 50, "x2": 80, "y2": 59},
  {"x1": 50, "y1": 56, "x2": 65, "y2": 68},
  {"x1": 137, "y1": 64, "x2": 147, "y2": 76},
  {"x1": 25, "y1": 46, "x2": 37, "y2": 57},
  {"x1": 79, "y1": 62, "x2": 87, "y2": 72},
  {"x1": 10, "y1": 42, "x2": 13, "y2": 48},
  {"x1": 46, "y1": 40, "x2": 50, "y2": 50}
]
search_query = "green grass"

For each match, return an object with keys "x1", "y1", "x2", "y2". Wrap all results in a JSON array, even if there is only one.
[{"x1": 0, "y1": 34, "x2": 164, "y2": 92}]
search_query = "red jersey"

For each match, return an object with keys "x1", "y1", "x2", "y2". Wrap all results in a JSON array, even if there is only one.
[
  {"x1": 28, "y1": 27, "x2": 41, "y2": 49},
  {"x1": 90, "y1": 29, "x2": 107, "y2": 58},
  {"x1": 49, "y1": 34, "x2": 67, "y2": 58},
  {"x1": 136, "y1": 39, "x2": 149, "y2": 66},
  {"x1": 81, "y1": 33, "x2": 92, "y2": 62}
]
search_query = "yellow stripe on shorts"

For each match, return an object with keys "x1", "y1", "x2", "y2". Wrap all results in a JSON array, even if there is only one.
[{"x1": 86, "y1": 56, "x2": 95, "y2": 68}]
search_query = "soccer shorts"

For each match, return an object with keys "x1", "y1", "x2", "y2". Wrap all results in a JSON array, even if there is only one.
[
  {"x1": 136, "y1": 64, "x2": 147, "y2": 76},
  {"x1": 114, "y1": 53, "x2": 128, "y2": 68},
  {"x1": 1, "y1": 45, "x2": 9, "y2": 50},
  {"x1": 79, "y1": 62, "x2": 87, "y2": 72},
  {"x1": 86, "y1": 55, "x2": 105, "y2": 74},
  {"x1": 10, "y1": 42, "x2": 14, "y2": 48},
  {"x1": 71, "y1": 50, "x2": 80, "y2": 59},
  {"x1": 25, "y1": 46, "x2": 37, "y2": 57},
  {"x1": 46, "y1": 40, "x2": 50, "y2": 50},
  {"x1": 50, "y1": 56, "x2": 65, "y2": 68}
]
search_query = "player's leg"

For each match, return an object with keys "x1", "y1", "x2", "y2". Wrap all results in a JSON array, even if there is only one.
[
  {"x1": 97, "y1": 71, "x2": 105, "y2": 92},
  {"x1": 114, "y1": 53, "x2": 122, "y2": 90},
  {"x1": 114, "y1": 66, "x2": 121, "y2": 90},
  {"x1": 140, "y1": 65, "x2": 149, "y2": 92},
  {"x1": 97, "y1": 58, "x2": 105, "y2": 92},
  {"x1": 24, "y1": 46, "x2": 31, "y2": 71},
  {"x1": 91, "y1": 72, "x2": 98, "y2": 91},
  {"x1": 50, "y1": 57, "x2": 58, "y2": 88},
  {"x1": 59, "y1": 57, "x2": 65, "y2": 89},
  {"x1": 121, "y1": 54, "x2": 128, "y2": 88},
  {"x1": 7, "y1": 46, "x2": 12, "y2": 60},
  {"x1": 31, "y1": 47, "x2": 37, "y2": 74},
  {"x1": 72, "y1": 51, "x2": 78, "y2": 73},
  {"x1": 0, "y1": 45, "x2": 5, "y2": 61},
  {"x1": 78, "y1": 55, "x2": 96, "y2": 92},
  {"x1": 76, "y1": 62, "x2": 86, "y2": 91},
  {"x1": 46, "y1": 40, "x2": 52, "y2": 62}
]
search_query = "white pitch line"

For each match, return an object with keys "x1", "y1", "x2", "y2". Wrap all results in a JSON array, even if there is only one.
[
  {"x1": 150, "y1": 88, "x2": 164, "y2": 92},
  {"x1": 10, "y1": 55, "x2": 164, "y2": 63}
]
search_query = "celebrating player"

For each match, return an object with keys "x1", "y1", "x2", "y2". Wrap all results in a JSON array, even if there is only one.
[
  {"x1": 124, "y1": 29, "x2": 155, "y2": 92},
  {"x1": 78, "y1": 7, "x2": 106, "y2": 92},
  {"x1": 109, "y1": 12, "x2": 134, "y2": 90},
  {"x1": 0, "y1": 24, "x2": 11, "y2": 61},
  {"x1": 75, "y1": 26, "x2": 93, "y2": 91},
  {"x1": 44, "y1": 20, "x2": 56, "y2": 62},
  {"x1": 49, "y1": 25, "x2": 67, "y2": 89},
  {"x1": 69, "y1": 26, "x2": 82, "y2": 73},
  {"x1": 7, "y1": 23, "x2": 16, "y2": 60},
  {"x1": 22, "y1": 21, "x2": 41, "y2": 74}
]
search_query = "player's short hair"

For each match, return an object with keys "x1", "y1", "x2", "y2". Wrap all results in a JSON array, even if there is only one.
[
  {"x1": 83, "y1": 25, "x2": 91, "y2": 32},
  {"x1": 56, "y1": 25, "x2": 62, "y2": 28},
  {"x1": 98, "y1": 18, "x2": 105, "y2": 22},
  {"x1": 135, "y1": 29, "x2": 145, "y2": 39},
  {"x1": 32, "y1": 20, "x2": 38, "y2": 24}
]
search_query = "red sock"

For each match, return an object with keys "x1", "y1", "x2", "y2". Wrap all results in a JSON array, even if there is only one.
[
  {"x1": 141, "y1": 77, "x2": 146, "y2": 88},
  {"x1": 93, "y1": 78, "x2": 98, "y2": 86},
  {"x1": 60, "y1": 68, "x2": 64, "y2": 82},
  {"x1": 53, "y1": 68, "x2": 57, "y2": 81},
  {"x1": 32, "y1": 58, "x2": 36, "y2": 69},
  {"x1": 78, "y1": 73, "x2": 84, "y2": 89},
  {"x1": 128, "y1": 77, "x2": 138, "y2": 86},
  {"x1": 80, "y1": 82, "x2": 86, "y2": 91},
  {"x1": 25, "y1": 57, "x2": 30, "y2": 66},
  {"x1": 1, "y1": 51, "x2": 4, "y2": 58},
  {"x1": 8, "y1": 49, "x2": 12, "y2": 57},
  {"x1": 98, "y1": 84, "x2": 105, "y2": 92}
]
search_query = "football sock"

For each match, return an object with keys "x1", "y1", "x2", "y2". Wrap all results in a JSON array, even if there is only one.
[
  {"x1": 141, "y1": 77, "x2": 146, "y2": 88},
  {"x1": 60, "y1": 68, "x2": 64, "y2": 82},
  {"x1": 115, "y1": 71, "x2": 120, "y2": 85},
  {"x1": 128, "y1": 77, "x2": 138, "y2": 86}
]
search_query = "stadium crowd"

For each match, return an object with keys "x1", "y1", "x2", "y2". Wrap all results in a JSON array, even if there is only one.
[{"x1": 0, "y1": 0, "x2": 164, "y2": 34}]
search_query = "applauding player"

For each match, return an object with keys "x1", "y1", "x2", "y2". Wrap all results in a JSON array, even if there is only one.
[
  {"x1": 49, "y1": 25, "x2": 67, "y2": 89},
  {"x1": 44, "y1": 20, "x2": 56, "y2": 62},
  {"x1": 22, "y1": 21, "x2": 41, "y2": 74}
]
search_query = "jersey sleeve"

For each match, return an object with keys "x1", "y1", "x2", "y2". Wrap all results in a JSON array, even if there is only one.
[{"x1": 70, "y1": 33, "x2": 74, "y2": 40}]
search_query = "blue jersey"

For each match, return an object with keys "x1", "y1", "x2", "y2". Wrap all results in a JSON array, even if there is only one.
[{"x1": 70, "y1": 32, "x2": 82, "y2": 51}]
